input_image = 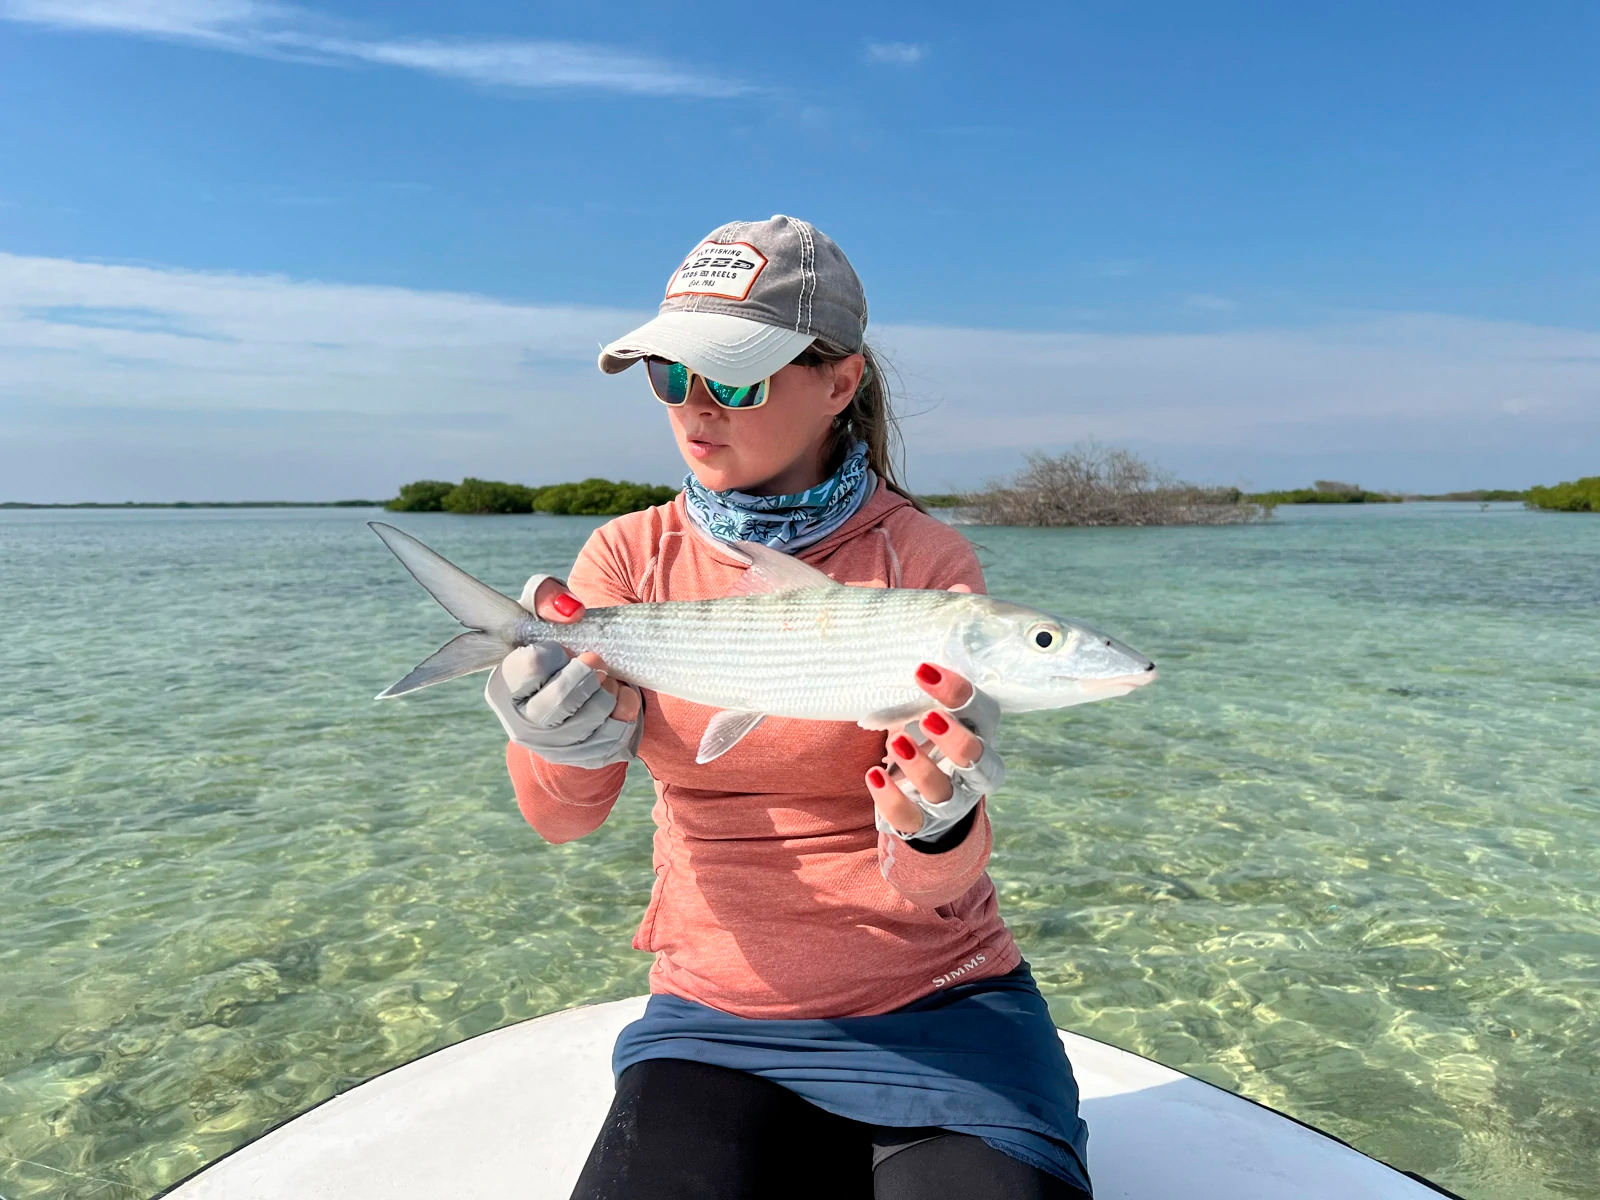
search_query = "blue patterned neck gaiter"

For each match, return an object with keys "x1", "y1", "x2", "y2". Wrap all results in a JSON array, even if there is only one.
[{"x1": 681, "y1": 441, "x2": 874, "y2": 553}]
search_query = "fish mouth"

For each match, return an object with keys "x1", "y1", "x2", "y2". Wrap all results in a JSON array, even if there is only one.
[{"x1": 1072, "y1": 667, "x2": 1158, "y2": 695}]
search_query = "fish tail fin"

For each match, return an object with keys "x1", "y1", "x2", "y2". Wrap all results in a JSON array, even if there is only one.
[
  {"x1": 376, "y1": 631, "x2": 508, "y2": 698},
  {"x1": 370, "y1": 522, "x2": 526, "y2": 698}
]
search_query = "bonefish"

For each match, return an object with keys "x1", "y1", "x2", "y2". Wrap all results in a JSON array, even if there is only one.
[{"x1": 370, "y1": 522, "x2": 1156, "y2": 763}]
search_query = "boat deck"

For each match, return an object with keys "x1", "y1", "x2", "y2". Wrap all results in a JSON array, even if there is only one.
[{"x1": 165, "y1": 996, "x2": 1457, "y2": 1198}]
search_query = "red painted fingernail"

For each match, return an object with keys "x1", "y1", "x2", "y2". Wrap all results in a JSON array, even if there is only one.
[
  {"x1": 552, "y1": 593, "x2": 582, "y2": 618},
  {"x1": 890, "y1": 734, "x2": 917, "y2": 761},
  {"x1": 867, "y1": 767, "x2": 887, "y2": 788},
  {"x1": 922, "y1": 710, "x2": 950, "y2": 736},
  {"x1": 916, "y1": 662, "x2": 943, "y2": 686}
]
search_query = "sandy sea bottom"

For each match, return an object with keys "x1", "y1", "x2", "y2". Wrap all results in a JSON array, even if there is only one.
[{"x1": 1, "y1": 503, "x2": 1597, "y2": 1199}]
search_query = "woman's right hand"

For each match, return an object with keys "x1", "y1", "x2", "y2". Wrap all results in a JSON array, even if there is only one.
[{"x1": 483, "y1": 575, "x2": 643, "y2": 768}]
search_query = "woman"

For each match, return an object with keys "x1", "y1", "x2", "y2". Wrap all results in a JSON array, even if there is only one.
[{"x1": 485, "y1": 216, "x2": 1091, "y2": 1199}]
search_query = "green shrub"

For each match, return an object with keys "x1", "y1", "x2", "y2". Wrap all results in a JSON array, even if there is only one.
[
  {"x1": 534, "y1": 478, "x2": 609, "y2": 515},
  {"x1": 386, "y1": 477, "x2": 679, "y2": 516},
  {"x1": 441, "y1": 478, "x2": 540, "y2": 514},
  {"x1": 1525, "y1": 476, "x2": 1600, "y2": 512},
  {"x1": 610, "y1": 481, "x2": 681, "y2": 512},
  {"x1": 535, "y1": 478, "x2": 677, "y2": 515},
  {"x1": 1244, "y1": 484, "x2": 1399, "y2": 505},
  {"x1": 1416, "y1": 489, "x2": 1527, "y2": 501},
  {"x1": 386, "y1": 480, "x2": 455, "y2": 512}
]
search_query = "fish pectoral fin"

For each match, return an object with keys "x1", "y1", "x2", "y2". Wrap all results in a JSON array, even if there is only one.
[
  {"x1": 696, "y1": 709, "x2": 768, "y2": 764},
  {"x1": 857, "y1": 701, "x2": 934, "y2": 731},
  {"x1": 725, "y1": 541, "x2": 843, "y2": 596}
]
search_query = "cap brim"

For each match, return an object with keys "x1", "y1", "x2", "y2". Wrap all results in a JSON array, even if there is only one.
[{"x1": 598, "y1": 311, "x2": 815, "y2": 387}]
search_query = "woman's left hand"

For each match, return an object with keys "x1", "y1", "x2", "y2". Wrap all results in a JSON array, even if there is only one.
[{"x1": 865, "y1": 662, "x2": 1006, "y2": 843}]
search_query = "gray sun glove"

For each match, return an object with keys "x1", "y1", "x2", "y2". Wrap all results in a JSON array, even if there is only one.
[
  {"x1": 483, "y1": 575, "x2": 642, "y2": 770},
  {"x1": 878, "y1": 685, "x2": 1006, "y2": 845}
]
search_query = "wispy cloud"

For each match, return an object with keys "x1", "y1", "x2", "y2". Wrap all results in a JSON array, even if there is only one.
[
  {"x1": 0, "y1": 0, "x2": 747, "y2": 97},
  {"x1": 1185, "y1": 293, "x2": 1239, "y2": 312},
  {"x1": 23, "y1": 303, "x2": 235, "y2": 340},
  {"x1": 1, "y1": 0, "x2": 283, "y2": 42},
  {"x1": 865, "y1": 41, "x2": 926, "y2": 65},
  {"x1": 2, "y1": 252, "x2": 1597, "y2": 501},
  {"x1": 1084, "y1": 259, "x2": 1143, "y2": 279}
]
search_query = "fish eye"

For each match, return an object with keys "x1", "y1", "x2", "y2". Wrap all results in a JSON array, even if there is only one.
[{"x1": 1028, "y1": 624, "x2": 1061, "y2": 652}]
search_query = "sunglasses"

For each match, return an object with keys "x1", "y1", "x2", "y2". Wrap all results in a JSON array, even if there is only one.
[{"x1": 645, "y1": 358, "x2": 771, "y2": 410}]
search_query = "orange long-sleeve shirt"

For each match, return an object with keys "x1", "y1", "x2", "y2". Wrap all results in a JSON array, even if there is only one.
[{"x1": 505, "y1": 482, "x2": 1021, "y2": 1018}]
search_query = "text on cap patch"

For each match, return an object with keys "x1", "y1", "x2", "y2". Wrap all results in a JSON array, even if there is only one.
[{"x1": 666, "y1": 241, "x2": 769, "y2": 302}]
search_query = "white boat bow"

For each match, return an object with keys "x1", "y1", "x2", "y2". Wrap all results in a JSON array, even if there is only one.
[{"x1": 164, "y1": 996, "x2": 1459, "y2": 1199}]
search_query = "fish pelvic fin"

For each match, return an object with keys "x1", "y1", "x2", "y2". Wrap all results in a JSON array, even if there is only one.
[
  {"x1": 696, "y1": 710, "x2": 768, "y2": 763},
  {"x1": 370, "y1": 522, "x2": 526, "y2": 698}
]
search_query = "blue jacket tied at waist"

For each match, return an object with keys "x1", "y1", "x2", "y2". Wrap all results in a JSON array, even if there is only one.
[{"x1": 612, "y1": 964, "x2": 1091, "y2": 1192}]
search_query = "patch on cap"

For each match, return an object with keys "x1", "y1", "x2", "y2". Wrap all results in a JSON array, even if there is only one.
[{"x1": 666, "y1": 241, "x2": 769, "y2": 302}]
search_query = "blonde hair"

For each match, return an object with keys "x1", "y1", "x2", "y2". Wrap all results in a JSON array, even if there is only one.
[{"x1": 794, "y1": 340, "x2": 923, "y2": 511}]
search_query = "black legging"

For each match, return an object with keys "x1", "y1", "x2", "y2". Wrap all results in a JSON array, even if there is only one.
[{"x1": 571, "y1": 1058, "x2": 1092, "y2": 1200}]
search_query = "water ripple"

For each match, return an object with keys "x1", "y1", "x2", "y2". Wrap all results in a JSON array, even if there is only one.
[{"x1": 2, "y1": 504, "x2": 1596, "y2": 1199}]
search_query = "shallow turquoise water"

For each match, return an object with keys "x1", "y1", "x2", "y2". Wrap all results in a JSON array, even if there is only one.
[{"x1": 2, "y1": 504, "x2": 1597, "y2": 1199}]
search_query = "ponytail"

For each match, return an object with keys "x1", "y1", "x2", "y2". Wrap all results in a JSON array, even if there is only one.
[{"x1": 796, "y1": 340, "x2": 925, "y2": 513}]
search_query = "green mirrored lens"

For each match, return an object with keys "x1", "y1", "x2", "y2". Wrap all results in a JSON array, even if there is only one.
[
  {"x1": 647, "y1": 360, "x2": 767, "y2": 409},
  {"x1": 705, "y1": 378, "x2": 766, "y2": 408},
  {"x1": 646, "y1": 359, "x2": 691, "y2": 405}
]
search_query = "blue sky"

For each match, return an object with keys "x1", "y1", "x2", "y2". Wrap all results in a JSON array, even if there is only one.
[{"x1": 1, "y1": 0, "x2": 1597, "y2": 500}]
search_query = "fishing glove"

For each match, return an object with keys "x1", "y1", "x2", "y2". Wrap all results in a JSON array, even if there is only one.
[
  {"x1": 483, "y1": 574, "x2": 643, "y2": 770},
  {"x1": 882, "y1": 686, "x2": 1006, "y2": 845}
]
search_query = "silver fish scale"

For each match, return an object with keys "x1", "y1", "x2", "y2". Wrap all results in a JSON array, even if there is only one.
[{"x1": 512, "y1": 587, "x2": 967, "y2": 720}]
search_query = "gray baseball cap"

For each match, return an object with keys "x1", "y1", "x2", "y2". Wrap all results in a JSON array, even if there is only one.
[{"x1": 598, "y1": 215, "x2": 868, "y2": 387}]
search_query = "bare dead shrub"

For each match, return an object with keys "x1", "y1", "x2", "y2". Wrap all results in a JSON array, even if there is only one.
[{"x1": 962, "y1": 443, "x2": 1270, "y2": 527}]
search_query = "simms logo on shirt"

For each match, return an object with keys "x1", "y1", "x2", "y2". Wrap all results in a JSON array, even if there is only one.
[
  {"x1": 666, "y1": 241, "x2": 769, "y2": 301},
  {"x1": 932, "y1": 953, "x2": 986, "y2": 988}
]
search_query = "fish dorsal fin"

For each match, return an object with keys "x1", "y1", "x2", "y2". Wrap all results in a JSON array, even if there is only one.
[
  {"x1": 726, "y1": 541, "x2": 841, "y2": 597},
  {"x1": 696, "y1": 710, "x2": 768, "y2": 764}
]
